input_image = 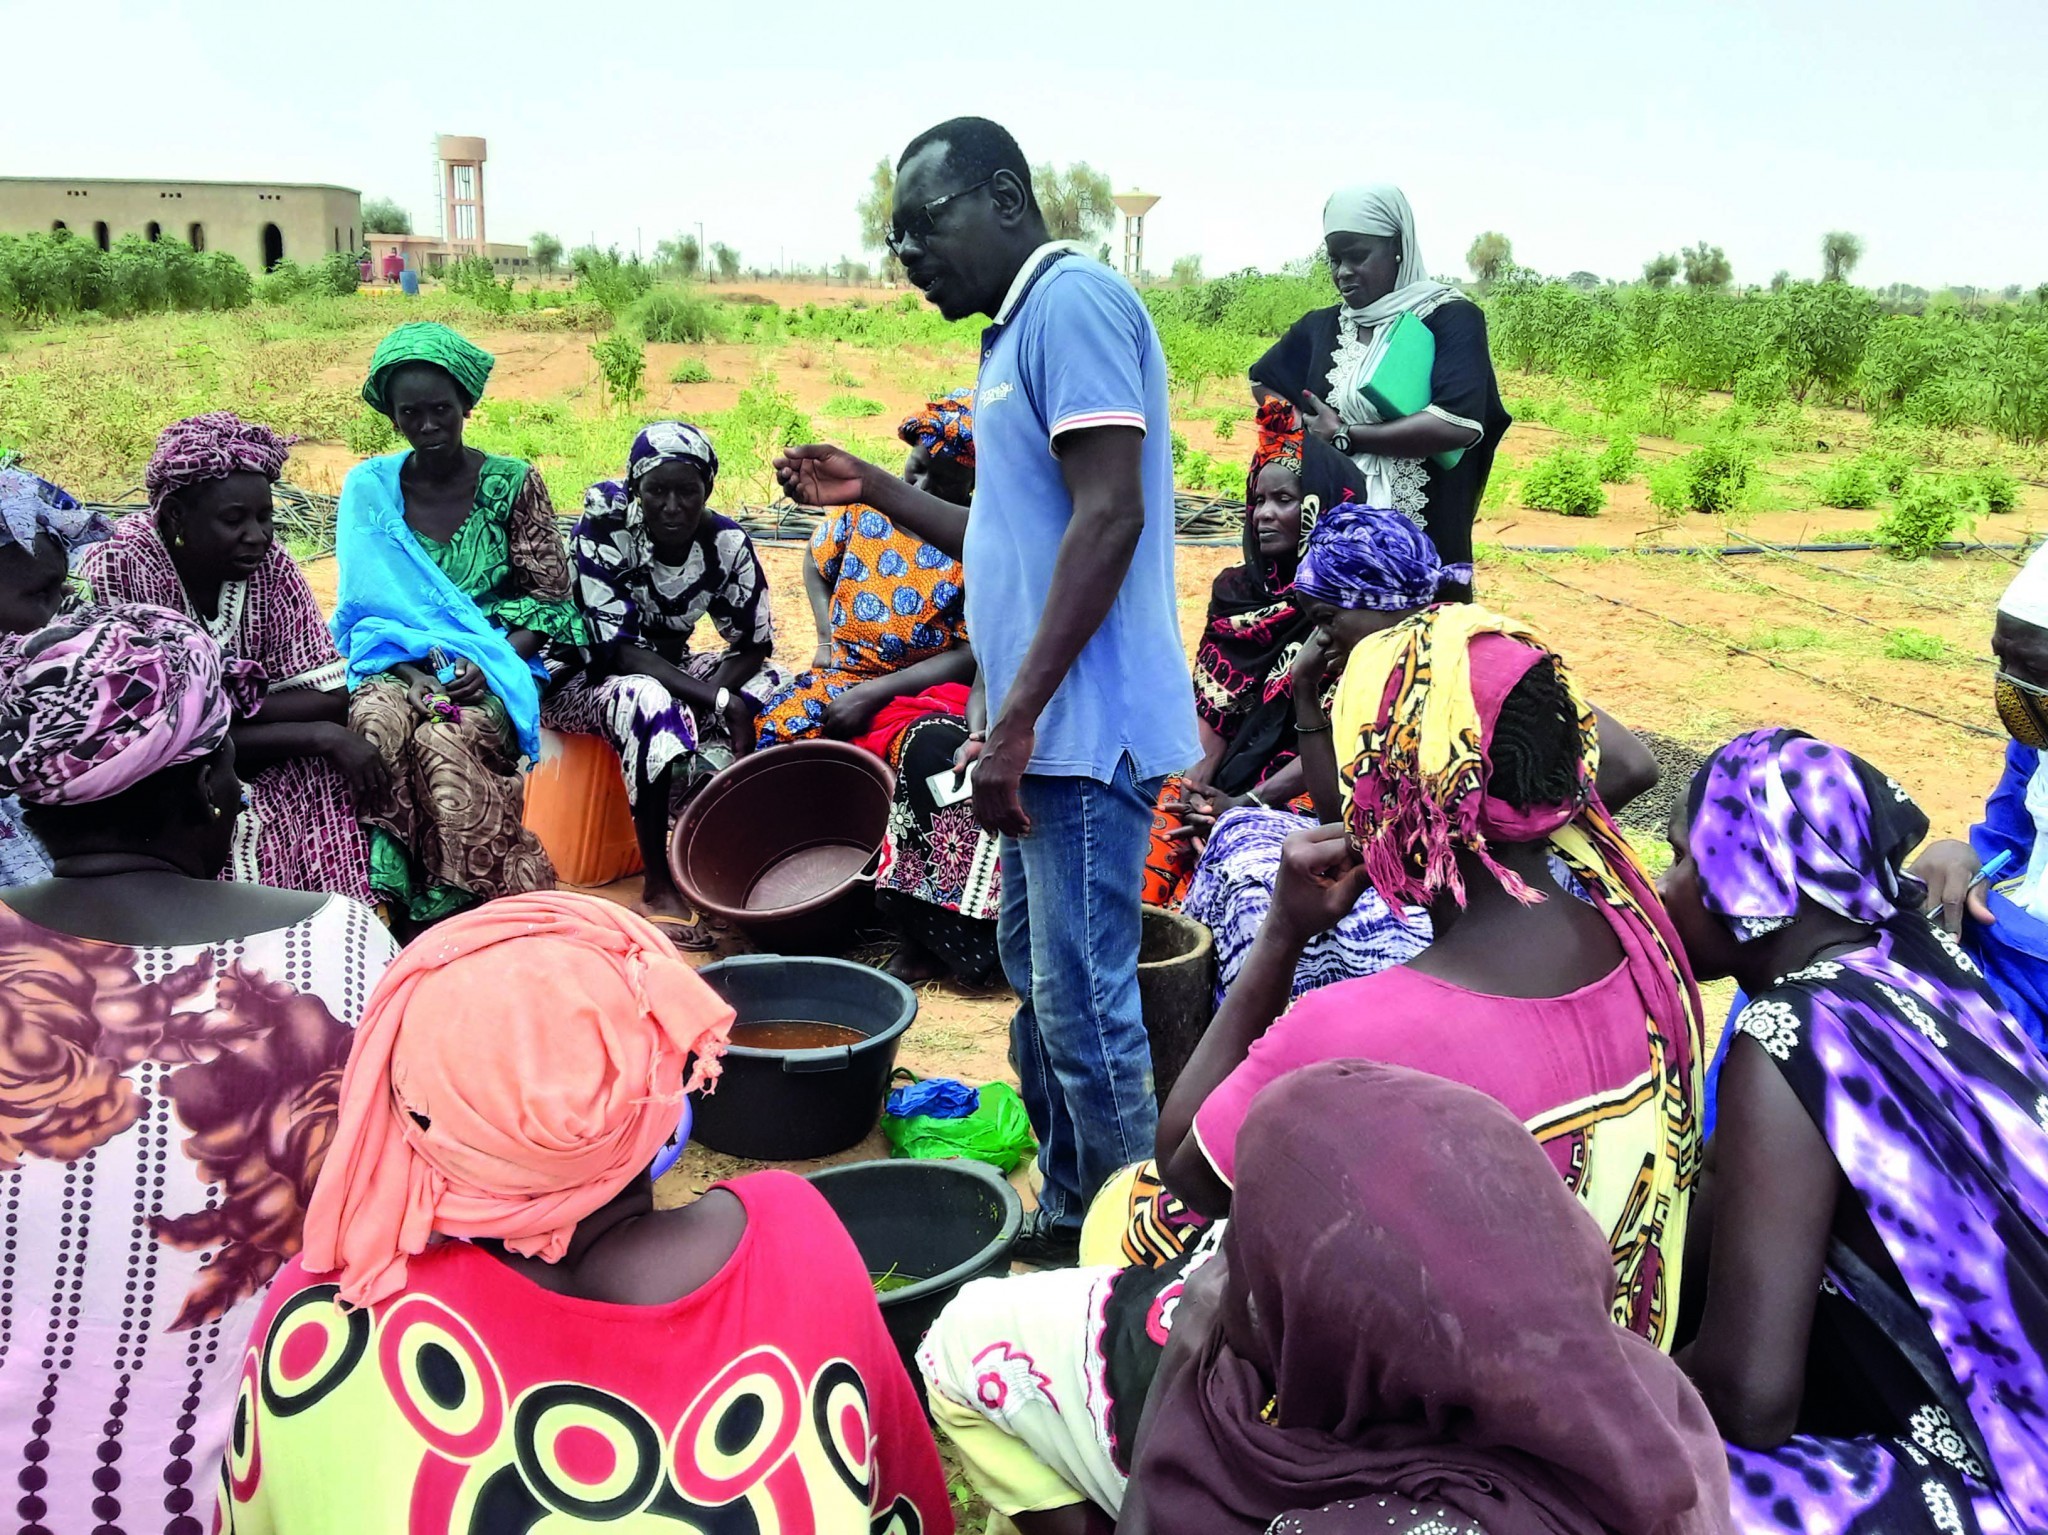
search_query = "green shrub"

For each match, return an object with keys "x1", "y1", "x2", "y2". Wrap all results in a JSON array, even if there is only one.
[
  {"x1": 1648, "y1": 439, "x2": 1752, "y2": 515},
  {"x1": 1860, "y1": 449, "x2": 1916, "y2": 494},
  {"x1": 255, "y1": 260, "x2": 312, "y2": 304},
  {"x1": 313, "y1": 251, "x2": 362, "y2": 298},
  {"x1": 1883, "y1": 628, "x2": 1947, "y2": 661},
  {"x1": 1180, "y1": 449, "x2": 1217, "y2": 491},
  {"x1": 589, "y1": 333, "x2": 646, "y2": 410},
  {"x1": 1814, "y1": 462, "x2": 1881, "y2": 509},
  {"x1": 1873, "y1": 475, "x2": 1983, "y2": 558},
  {"x1": 822, "y1": 393, "x2": 884, "y2": 418},
  {"x1": 343, "y1": 408, "x2": 398, "y2": 456},
  {"x1": 1210, "y1": 461, "x2": 1248, "y2": 500},
  {"x1": 1969, "y1": 463, "x2": 2021, "y2": 515},
  {"x1": 711, "y1": 376, "x2": 814, "y2": 500},
  {"x1": 571, "y1": 246, "x2": 656, "y2": 313},
  {"x1": 1593, "y1": 436, "x2": 1637, "y2": 483},
  {"x1": 628, "y1": 284, "x2": 722, "y2": 344},
  {"x1": 669, "y1": 356, "x2": 713, "y2": 385},
  {"x1": 445, "y1": 256, "x2": 513, "y2": 314},
  {"x1": 1733, "y1": 357, "x2": 1793, "y2": 413},
  {"x1": 1520, "y1": 448, "x2": 1606, "y2": 516},
  {"x1": 1212, "y1": 407, "x2": 1247, "y2": 442}
]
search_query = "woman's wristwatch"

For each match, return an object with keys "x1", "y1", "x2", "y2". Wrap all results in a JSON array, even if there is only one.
[
  {"x1": 714, "y1": 687, "x2": 732, "y2": 715},
  {"x1": 1331, "y1": 427, "x2": 1353, "y2": 455}
]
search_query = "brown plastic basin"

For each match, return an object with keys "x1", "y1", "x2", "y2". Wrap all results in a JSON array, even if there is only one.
[{"x1": 669, "y1": 741, "x2": 897, "y2": 951}]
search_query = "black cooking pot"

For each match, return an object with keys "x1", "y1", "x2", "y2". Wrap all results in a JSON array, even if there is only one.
[
  {"x1": 806, "y1": 1158, "x2": 1022, "y2": 1386},
  {"x1": 693, "y1": 955, "x2": 917, "y2": 1160}
]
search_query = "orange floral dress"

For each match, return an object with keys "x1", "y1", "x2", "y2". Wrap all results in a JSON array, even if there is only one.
[{"x1": 754, "y1": 506, "x2": 968, "y2": 746}]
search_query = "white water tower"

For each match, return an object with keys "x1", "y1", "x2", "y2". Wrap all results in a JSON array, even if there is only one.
[{"x1": 1113, "y1": 192, "x2": 1160, "y2": 280}]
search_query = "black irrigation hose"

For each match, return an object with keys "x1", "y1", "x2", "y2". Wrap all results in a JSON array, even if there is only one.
[{"x1": 1510, "y1": 559, "x2": 2003, "y2": 742}]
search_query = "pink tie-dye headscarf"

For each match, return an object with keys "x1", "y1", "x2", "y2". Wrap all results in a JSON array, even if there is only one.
[
  {"x1": 0, "y1": 603, "x2": 262, "y2": 805},
  {"x1": 143, "y1": 412, "x2": 294, "y2": 513}
]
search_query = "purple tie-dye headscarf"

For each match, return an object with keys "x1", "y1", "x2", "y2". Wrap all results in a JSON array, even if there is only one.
[
  {"x1": 0, "y1": 603, "x2": 262, "y2": 806},
  {"x1": 144, "y1": 412, "x2": 294, "y2": 513},
  {"x1": 1685, "y1": 727, "x2": 1928, "y2": 942},
  {"x1": 0, "y1": 465, "x2": 110, "y2": 556}
]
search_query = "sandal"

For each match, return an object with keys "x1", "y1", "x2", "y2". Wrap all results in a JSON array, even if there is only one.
[{"x1": 644, "y1": 912, "x2": 720, "y2": 953}]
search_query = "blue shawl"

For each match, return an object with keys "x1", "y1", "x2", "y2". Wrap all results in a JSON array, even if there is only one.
[{"x1": 330, "y1": 453, "x2": 545, "y2": 761}]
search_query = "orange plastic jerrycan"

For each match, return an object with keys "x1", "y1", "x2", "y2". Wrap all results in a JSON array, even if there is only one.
[{"x1": 522, "y1": 728, "x2": 643, "y2": 887}]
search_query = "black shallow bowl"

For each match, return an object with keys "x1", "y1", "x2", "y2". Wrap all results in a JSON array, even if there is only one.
[
  {"x1": 693, "y1": 955, "x2": 917, "y2": 1161},
  {"x1": 805, "y1": 1158, "x2": 1023, "y2": 1383}
]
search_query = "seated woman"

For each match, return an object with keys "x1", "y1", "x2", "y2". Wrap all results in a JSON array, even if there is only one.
[
  {"x1": 1142, "y1": 398, "x2": 1385, "y2": 909},
  {"x1": 1250, "y1": 184, "x2": 1511, "y2": 598},
  {"x1": 1658, "y1": 729, "x2": 2048, "y2": 1535},
  {"x1": 226, "y1": 890, "x2": 952, "y2": 1532},
  {"x1": 0, "y1": 604, "x2": 396, "y2": 1533},
  {"x1": 754, "y1": 390, "x2": 976, "y2": 748},
  {"x1": 1160, "y1": 607, "x2": 1703, "y2": 1346},
  {"x1": 332, "y1": 322, "x2": 586, "y2": 930},
  {"x1": 545, "y1": 421, "x2": 781, "y2": 942},
  {"x1": 81, "y1": 411, "x2": 376, "y2": 903},
  {"x1": 1122, "y1": 1063, "x2": 1731, "y2": 1535},
  {"x1": 0, "y1": 462, "x2": 108, "y2": 885},
  {"x1": 1908, "y1": 542, "x2": 2048, "y2": 1052},
  {"x1": 919, "y1": 613, "x2": 1707, "y2": 1532}
]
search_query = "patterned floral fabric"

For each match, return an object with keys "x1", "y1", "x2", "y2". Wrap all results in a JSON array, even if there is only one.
[
  {"x1": 754, "y1": 507, "x2": 967, "y2": 748},
  {"x1": 79, "y1": 518, "x2": 372, "y2": 903},
  {"x1": 874, "y1": 710, "x2": 1001, "y2": 984},
  {"x1": 0, "y1": 892, "x2": 395, "y2": 1535},
  {"x1": 351, "y1": 459, "x2": 580, "y2": 923},
  {"x1": 1691, "y1": 733, "x2": 2048, "y2": 1534},
  {"x1": 0, "y1": 601, "x2": 260, "y2": 806},
  {"x1": 571, "y1": 500, "x2": 773, "y2": 661},
  {"x1": 1182, "y1": 805, "x2": 1430, "y2": 1003}
]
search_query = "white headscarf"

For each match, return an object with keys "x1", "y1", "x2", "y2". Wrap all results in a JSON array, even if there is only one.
[
  {"x1": 1999, "y1": 542, "x2": 2048, "y2": 631},
  {"x1": 1318, "y1": 185, "x2": 1469, "y2": 519},
  {"x1": 1322, "y1": 185, "x2": 1465, "y2": 331}
]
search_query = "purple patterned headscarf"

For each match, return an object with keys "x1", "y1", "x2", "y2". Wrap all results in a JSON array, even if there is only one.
[
  {"x1": 0, "y1": 603, "x2": 262, "y2": 806},
  {"x1": 1292, "y1": 502, "x2": 1447, "y2": 612},
  {"x1": 1685, "y1": 728, "x2": 1928, "y2": 942},
  {"x1": 0, "y1": 465, "x2": 110, "y2": 556},
  {"x1": 144, "y1": 412, "x2": 294, "y2": 513}
]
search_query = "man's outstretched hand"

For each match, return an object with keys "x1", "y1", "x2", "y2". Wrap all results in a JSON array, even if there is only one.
[{"x1": 774, "y1": 444, "x2": 868, "y2": 508}]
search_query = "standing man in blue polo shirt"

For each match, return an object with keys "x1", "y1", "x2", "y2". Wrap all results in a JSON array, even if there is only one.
[{"x1": 778, "y1": 117, "x2": 1196, "y2": 1264}]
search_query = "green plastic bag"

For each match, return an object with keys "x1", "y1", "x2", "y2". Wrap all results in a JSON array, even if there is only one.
[{"x1": 880, "y1": 1072, "x2": 1036, "y2": 1173}]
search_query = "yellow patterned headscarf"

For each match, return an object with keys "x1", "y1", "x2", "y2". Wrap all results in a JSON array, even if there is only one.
[{"x1": 1330, "y1": 603, "x2": 1708, "y2": 1345}]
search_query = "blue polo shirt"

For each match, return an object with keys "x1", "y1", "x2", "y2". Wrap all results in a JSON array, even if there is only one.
[{"x1": 964, "y1": 246, "x2": 1198, "y2": 782}]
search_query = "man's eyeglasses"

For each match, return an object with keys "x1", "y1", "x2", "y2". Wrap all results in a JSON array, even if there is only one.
[{"x1": 886, "y1": 178, "x2": 992, "y2": 255}]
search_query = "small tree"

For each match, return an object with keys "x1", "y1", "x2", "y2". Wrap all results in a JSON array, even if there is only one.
[
  {"x1": 1682, "y1": 241, "x2": 1732, "y2": 289},
  {"x1": 653, "y1": 235, "x2": 701, "y2": 280},
  {"x1": 1170, "y1": 253, "x2": 1203, "y2": 285},
  {"x1": 1821, "y1": 230, "x2": 1865, "y2": 283},
  {"x1": 1770, "y1": 269, "x2": 1790, "y2": 292},
  {"x1": 530, "y1": 232, "x2": 563, "y2": 276},
  {"x1": 1033, "y1": 163, "x2": 1115, "y2": 244},
  {"x1": 855, "y1": 157, "x2": 904, "y2": 281},
  {"x1": 362, "y1": 197, "x2": 411, "y2": 236},
  {"x1": 711, "y1": 242, "x2": 740, "y2": 282},
  {"x1": 1566, "y1": 270, "x2": 1602, "y2": 290},
  {"x1": 1643, "y1": 252, "x2": 1680, "y2": 289},
  {"x1": 1466, "y1": 231, "x2": 1515, "y2": 286}
]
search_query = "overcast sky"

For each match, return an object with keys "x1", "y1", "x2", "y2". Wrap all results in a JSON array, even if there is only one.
[{"x1": 8, "y1": 0, "x2": 2041, "y2": 290}]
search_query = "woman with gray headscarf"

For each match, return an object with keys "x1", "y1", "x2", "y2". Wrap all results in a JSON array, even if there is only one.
[{"x1": 1251, "y1": 184, "x2": 1510, "y2": 598}]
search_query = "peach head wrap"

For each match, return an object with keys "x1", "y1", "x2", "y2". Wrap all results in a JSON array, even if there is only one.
[{"x1": 301, "y1": 891, "x2": 733, "y2": 1309}]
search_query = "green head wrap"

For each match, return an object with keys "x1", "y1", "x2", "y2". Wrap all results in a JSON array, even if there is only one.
[{"x1": 362, "y1": 323, "x2": 496, "y2": 416}]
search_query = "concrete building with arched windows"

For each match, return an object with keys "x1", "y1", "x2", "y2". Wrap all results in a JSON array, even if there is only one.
[{"x1": 0, "y1": 178, "x2": 362, "y2": 273}]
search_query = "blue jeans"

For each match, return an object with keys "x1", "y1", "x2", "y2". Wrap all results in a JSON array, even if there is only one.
[{"x1": 998, "y1": 757, "x2": 1164, "y2": 1232}]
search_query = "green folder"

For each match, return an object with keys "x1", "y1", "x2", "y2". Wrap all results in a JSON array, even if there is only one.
[{"x1": 1357, "y1": 310, "x2": 1464, "y2": 471}]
